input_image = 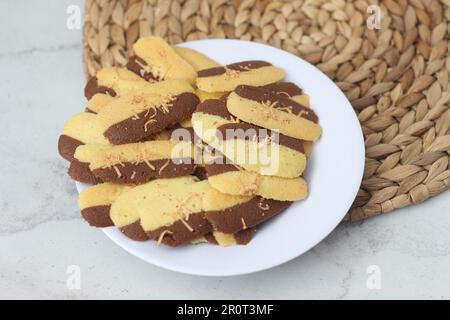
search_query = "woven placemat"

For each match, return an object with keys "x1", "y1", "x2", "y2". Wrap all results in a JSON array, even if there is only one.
[{"x1": 82, "y1": 0, "x2": 450, "y2": 221}]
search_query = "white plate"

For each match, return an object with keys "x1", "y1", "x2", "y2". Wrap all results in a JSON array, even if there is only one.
[{"x1": 76, "y1": 39, "x2": 364, "y2": 276}]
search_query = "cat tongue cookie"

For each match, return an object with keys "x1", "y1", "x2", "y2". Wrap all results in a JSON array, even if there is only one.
[
  {"x1": 78, "y1": 183, "x2": 131, "y2": 228},
  {"x1": 68, "y1": 159, "x2": 103, "y2": 185},
  {"x1": 127, "y1": 36, "x2": 197, "y2": 84},
  {"x1": 205, "y1": 161, "x2": 308, "y2": 201},
  {"x1": 84, "y1": 67, "x2": 148, "y2": 100},
  {"x1": 110, "y1": 177, "x2": 214, "y2": 247},
  {"x1": 173, "y1": 46, "x2": 220, "y2": 71},
  {"x1": 203, "y1": 188, "x2": 292, "y2": 234},
  {"x1": 96, "y1": 79, "x2": 199, "y2": 144},
  {"x1": 192, "y1": 99, "x2": 307, "y2": 178},
  {"x1": 261, "y1": 83, "x2": 313, "y2": 156},
  {"x1": 202, "y1": 228, "x2": 256, "y2": 247},
  {"x1": 227, "y1": 85, "x2": 321, "y2": 141},
  {"x1": 261, "y1": 82, "x2": 309, "y2": 106},
  {"x1": 195, "y1": 89, "x2": 227, "y2": 102},
  {"x1": 196, "y1": 60, "x2": 284, "y2": 92},
  {"x1": 85, "y1": 94, "x2": 114, "y2": 114},
  {"x1": 58, "y1": 112, "x2": 110, "y2": 161},
  {"x1": 57, "y1": 112, "x2": 109, "y2": 185},
  {"x1": 73, "y1": 140, "x2": 195, "y2": 184}
]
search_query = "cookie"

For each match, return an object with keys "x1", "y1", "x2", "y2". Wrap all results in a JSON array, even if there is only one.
[
  {"x1": 204, "y1": 228, "x2": 256, "y2": 246},
  {"x1": 73, "y1": 140, "x2": 195, "y2": 184},
  {"x1": 303, "y1": 141, "x2": 313, "y2": 158},
  {"x1": 84, "y1": 67, "x2": 148, "y2": 100},
  {"x1": 110, "y1": 176, "x2": 213, "y2": 246},
  {"x1": 196, "y1": 61, "x2": 284, "y2": 92},
  {"x1": 261, "y1": 81, "x2": 301, "y2": 96},
  {"x1": 227, "y1": 85, "x2": 321, "y2": 141},
  {"x1": 166, "y1": 118, "x2": 220, "y2": 169},
  {"x1": 58, "y1": 112, "x2": 110, "y2": 161},
  {"x1": 68, "y1": 159, "x2": 103, "y2": 185},
  {"x1": 264, "y1": 84, "x2": 313, "y2": 156},
  {"x1": 259, "y1": 83, "x2": 313, "y2": 156},
  {"x1": 78, "y1": 183, "x2": 131, "y2": 227},
  {"x1": 261, "y1": 82, "x2": 309, "y2": 106},
  {"x1": 205, "y1": 162, "x2": 308, "y2": 201},
  {"x1": 85, "y1": 93, "x2": 114, "y2": 114},
  {"x1": 127, "y1": 36, "x2": 197, "y2": 84},
  {"x1": 203, "y1": 188, "x2": 292, "y2": 234},
  {"x1": 192, "y1": 99, "x2": 307, "y2": 178},
  {"x1": 173, "y1": 46, "x2": 220, "y2": 71},
  {"x1": 96, "y1": 79, "x2": 199, "y2": 144},
  {"x1": 195, "y1": 89, "x2": 227, "y2": 102}
]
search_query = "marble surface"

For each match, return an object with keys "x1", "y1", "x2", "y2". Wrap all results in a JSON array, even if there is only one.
[{"x1": 1, "y1": 0, "x2": 449, "y2": 300}]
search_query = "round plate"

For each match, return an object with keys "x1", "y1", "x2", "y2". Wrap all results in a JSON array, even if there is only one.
[{"x1": 76, "y1": 39, "x2": 365, "y2": 276}]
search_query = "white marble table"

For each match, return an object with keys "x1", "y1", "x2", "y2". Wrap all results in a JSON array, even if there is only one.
[{"x1": 1, "y1": 0, "x2": 449, "y2": 300}]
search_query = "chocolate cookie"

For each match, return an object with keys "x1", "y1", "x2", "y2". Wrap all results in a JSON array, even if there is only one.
[
  {"x1": 85, "y1": 93, "x2": 114, "y2": 114},
  {"x1": 196, "y1": 60, "x2": 284, "y2": 92},
  {"x1": 78, "y1": 183, "x2": 131, "y2": 227},
  {"x1": 203, "y1": 228, "x2": 256, "y2": 246},
  {"x1": 58, "y1": 112, "x2": 110, "y2": 162},
  {"x1": 192, "y1": 99, "x2": 307, "y2": 178},
  {"x1": 261, "y1": 82, "x2": 309, "y2": 106},
  {"x1": 195, "y1": 89, "x2": 227, "y2": 102},
  {"x1": 227, "y1": 85, "x2": 321, "y2": 141},
  {"x1": 205, "y1": 161, "x2": 308, "y2": 201},
  {"x1": 173, "y1": 46, "x2": 220, "y2": 71},
  {"x1": 73, "y1": 140, "x2": 195, "y2": 184},
  {"x1": 96, "y1": 79, "x2": 199, "y2": 144},
  {"x1": 128, "y1": 36, "x2": 197, "y2": 85},
  {"x1": 203, "y1": 188, "x2": 292, "y2": 234},
  {"x1": 68, "y1": 159, "x2": 103, "y2": 185},
  {"x1": 85, "y1": 67, "x2": 148, "y2": 100},
  {"x1": 110, "y1": 177, "x2": 214, "y2": 246}
]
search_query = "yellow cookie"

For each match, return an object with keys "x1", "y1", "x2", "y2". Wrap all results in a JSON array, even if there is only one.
[
  {"x1": 110, "y1": 176, "x2": 213, "y2": 246},
  {"x1": 205, "y1": 162, "x2": 308, "y2": 201},
  {"x1": 173, "y1": 46, "x2": 220, "y2": 71},
  {"x1": 78, "y1": 183, "x2": 131, "y2": 227},
  {"x1": 74, "y1": 140, "x2": 195, "y2": 184},
  {"x1": 58, "y1": 112, "x2": 109, "y2": 161},
  {"x1": 197, "y1": 61, "x2": 284, "y2": 92},
  {"x1": 227, "y1": 85, "x2": 321, "y2": 141},
  {"x1": 96, "y1": 79, "x2": 198, "y2": 144},
  {"x1": 192, "y1": 99, "x2": 307, "y2": 178},
  {"x1": 203, "y1": 188, "x2": 292, "y2": 234},
  {"x1": 203, "y1": 228, "x2": 256, "y2": 247},
  {"x1": 84, "y1": 67, "x2": 148, "y2": 100},
  {"x1": 260, "y1": 82, "x2": 309, "y2": 106},
  {"x1": 260, "y1": 82, "x2": 313, "y2": 155},
  {"x1": 85, "y1": 93, "x2": 115, "y2": 114},
  {"x1": 195, "y1": 89, "x2": 227, "y2": 102},
  {"x1": 128, "y1": 36, "x2": 197, "y2": 84}
]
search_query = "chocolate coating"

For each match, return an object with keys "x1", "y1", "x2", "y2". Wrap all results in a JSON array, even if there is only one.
[
  {"x1": 84, "y1": 76, "x2": 116, "y2": 100},
  {"x1": 58, "y1": 135, "x2": 83, "y2": 162},
  {"x1": 197, "y1": 61, "x2": 272, "y2": 77},
  {"x1": 103, "y1": 92, "x2": 199, "y2": 144},
  {"x1": 91, "y1": 158, "x2": 195, "y2": 184},
  {"x1": 205, "y1": 197, "x2": 292, "y2": 234},
  {"x1": 234, "y1": 85, "x2": 318, "y2": 122},
  {"x1": 81, "y1": 205, "x2": 114, "y2": 228}
]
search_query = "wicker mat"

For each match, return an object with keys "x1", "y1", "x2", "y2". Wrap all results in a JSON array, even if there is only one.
[{"x1": 82, "y1": 0, "x2": 450, "y2": 221}]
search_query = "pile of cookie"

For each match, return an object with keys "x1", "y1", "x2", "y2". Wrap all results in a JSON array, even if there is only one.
[{"x1": 58, "y1": 36, "x2": 321, "y2": 247}]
